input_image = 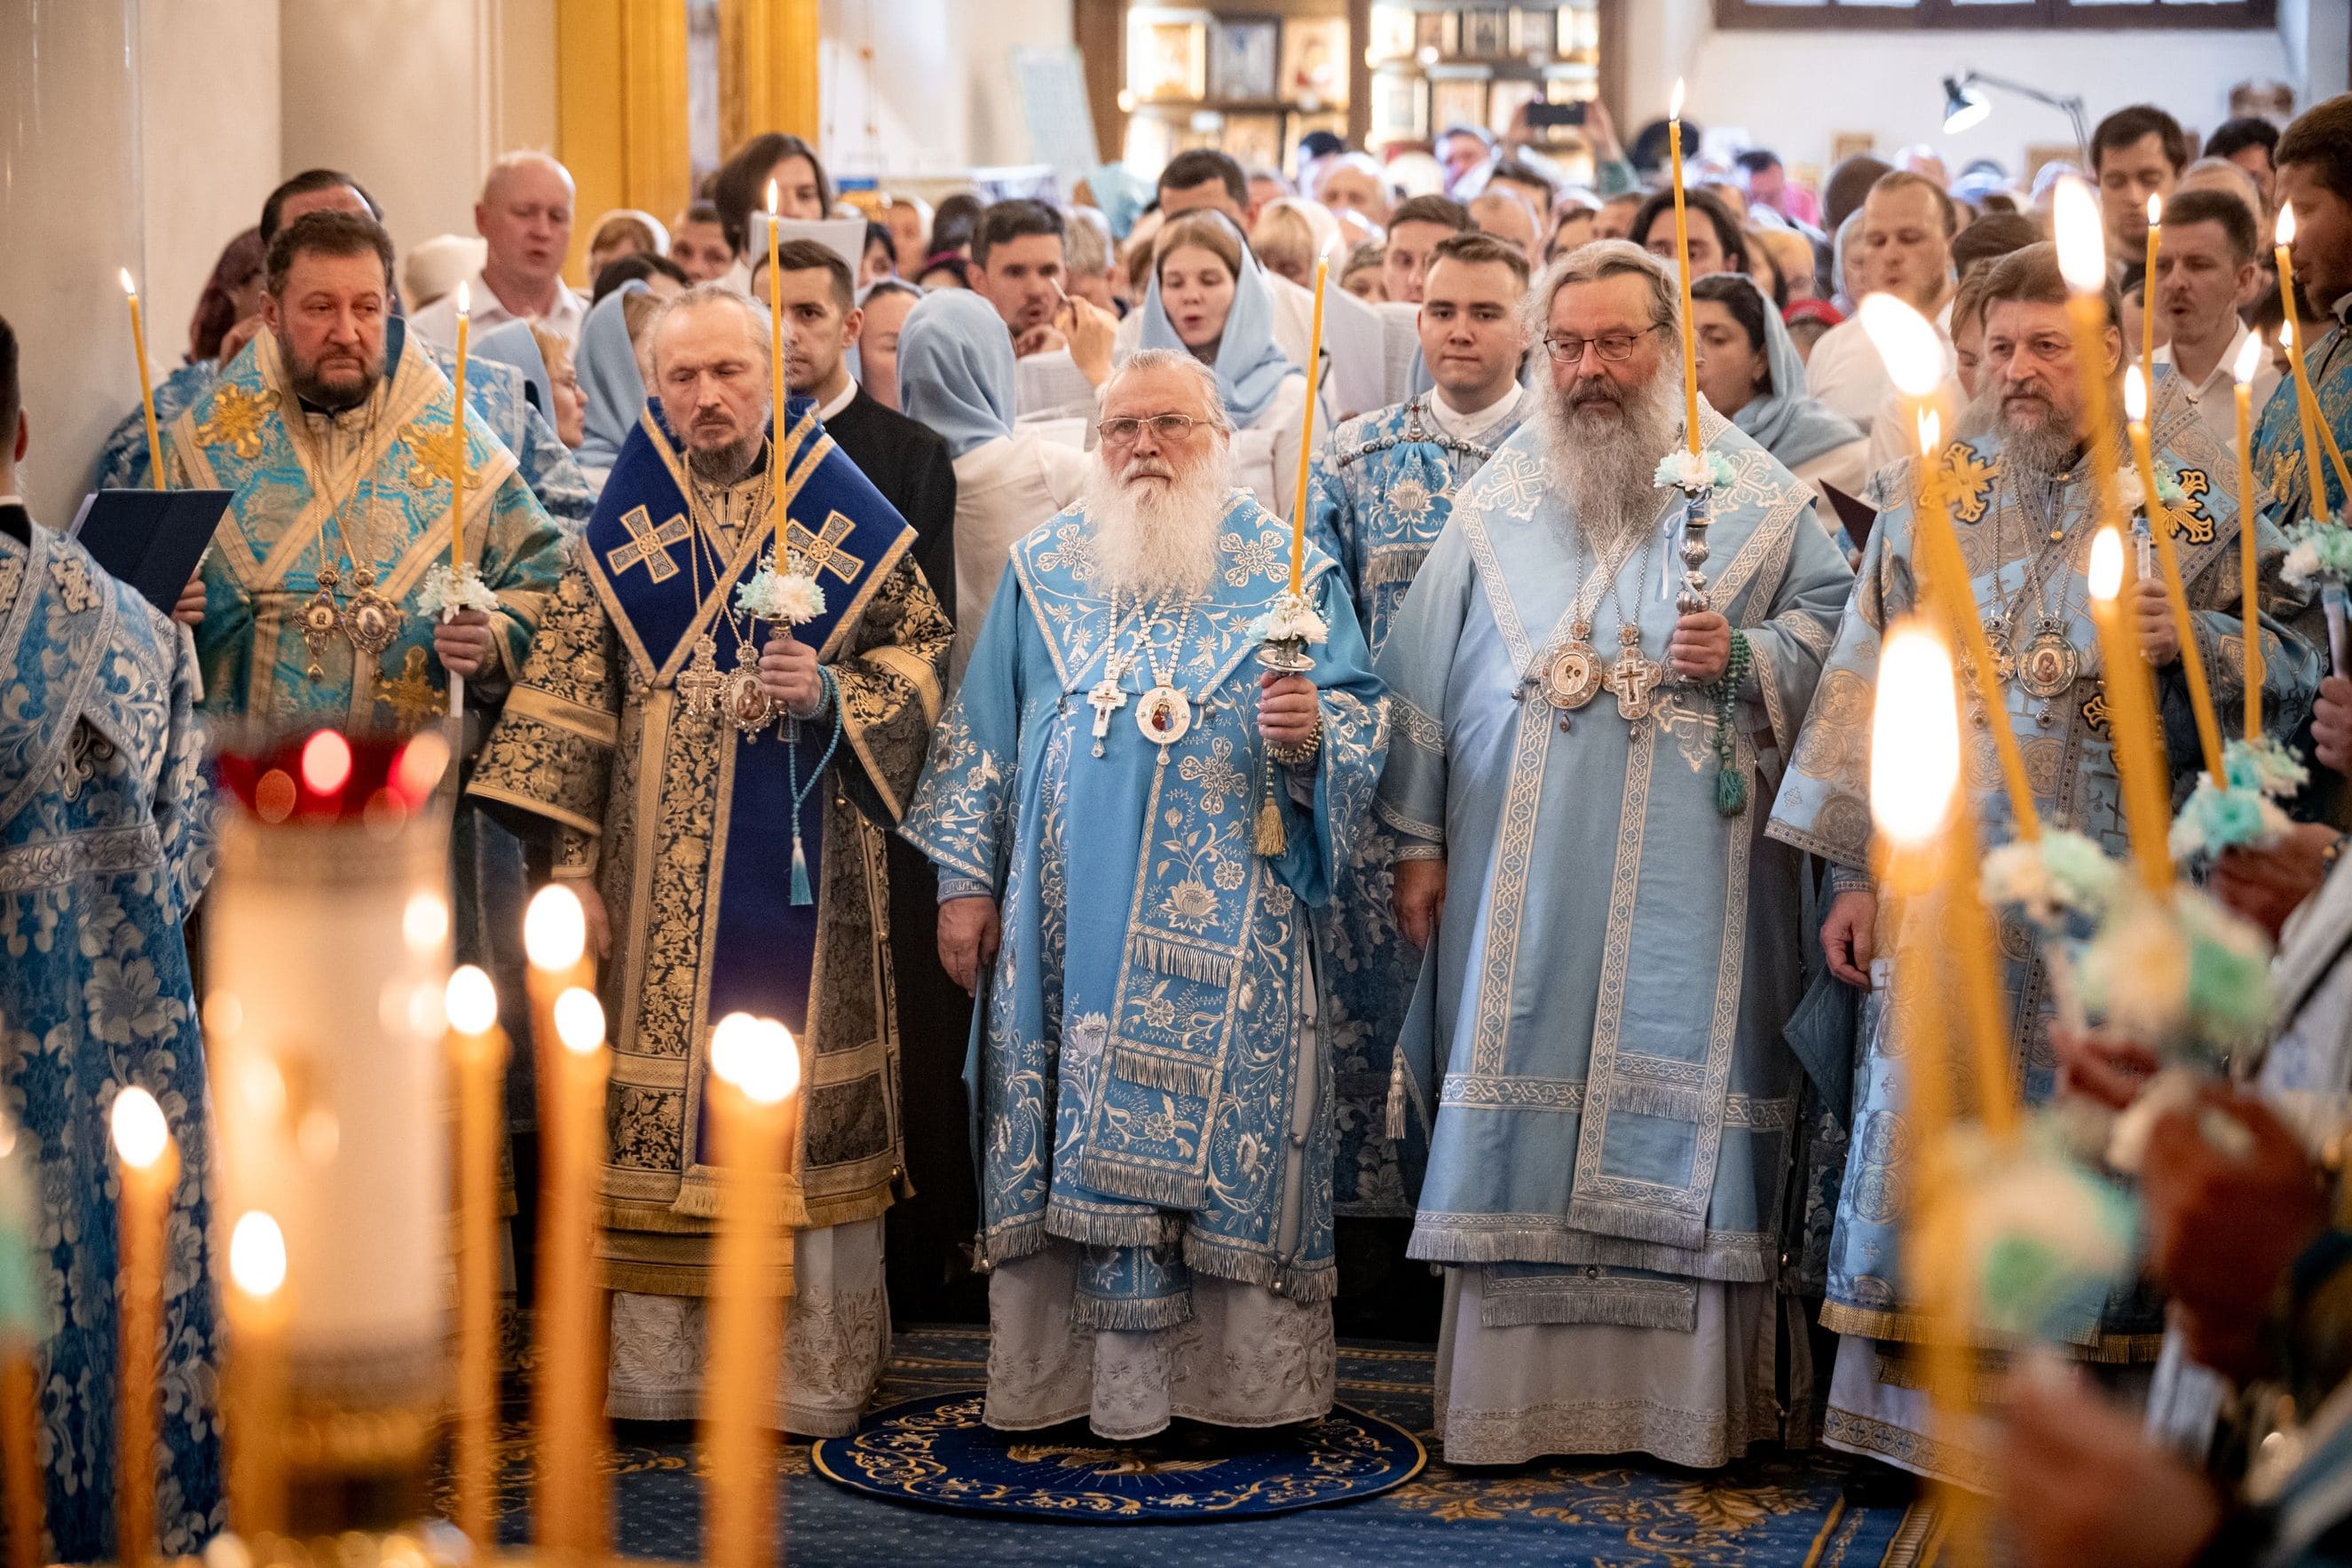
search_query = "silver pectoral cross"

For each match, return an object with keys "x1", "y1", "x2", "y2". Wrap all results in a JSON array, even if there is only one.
[{"x1": 1088, "y1": 653, "x2": 1136, "y2": 757}]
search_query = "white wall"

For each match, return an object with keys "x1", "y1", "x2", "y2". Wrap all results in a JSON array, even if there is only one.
[
  {"x1": 1622, "y1": 0, "x2": 2299, "y2": 185},
  {"x1": 819, "y1": 0, "x2": 1077, "y2": 181}
]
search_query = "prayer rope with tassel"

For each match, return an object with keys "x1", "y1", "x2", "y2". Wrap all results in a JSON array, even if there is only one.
[
  {"x1": 787, "y1": 666, "x2": 842, "y2": 905},
  {"x1": 1712, "y1": 630, "x2": 1751, "y2": 817}
]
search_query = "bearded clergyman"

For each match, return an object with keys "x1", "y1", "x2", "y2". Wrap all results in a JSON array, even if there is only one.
[
  {"x1": 900, "y1": 349, "x2": 1386, "y2": 1438},
  {"x1": 470, "y1": 283, "x2": 950, "y2": 1435},
  {"x1": 1771, "y1": 242, "x2": 2317, "y2": 1488},
  {"x1": 1377, "y1": 240, "x2": 1853, "y2": 1469}
]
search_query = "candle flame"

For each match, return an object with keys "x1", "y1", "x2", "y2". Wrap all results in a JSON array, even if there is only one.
[
  {"x1": 2278, "y1": 205, "x2": 2298, "y2": 246},
  {"x1": 1918, "y1": 406, "x2": 1941, "y2": 456},
  {"x1": 552, "y1": 988, "x2": 605, "y2": 1055},
  {"x1": 446, "y1": 965, "x2": 500, "y2": 1036},
  {"x1": 525, "y1": 885, "x2": 588, "y2": 972},
  {"x1": 1859, "y1": 293, "x2": 1947, "y2": 398},
  {"x1": 767, "y1": 178, "x2": 781, "y2": 216},
  {"x1": 403, "y1": 892, "x2": 451, "y2": 955},
  {"x1": 713, "y1": 1014, "x2": 801, "y2": 1106},
  {"x1": 2235, "y1": 332, "x2": 2267, "y2": 386},
  {"x1": 2052, "y1": 178, "x2": 2107, "y2": 295},
  {"x1": 118, "y1": 267, "x2": 137, "y2": 297},
  {"x1": 2089, "y1": 526, "x2": 2127, "y2": 601},
  {"x1": 110, "y1": 1086, "x2": 170, "y2": 1170},
  {"x1": 2146, "y1": 193, "x2": 2163, "y2": 227},
  {"x1": 2123, "y1": 363, "x2": 2149, "y2": 422},
  {"x1": 301, "y1": 729, "x2": 352, "y2": 795},
  {"x1": 1869, "y1": 620, "x2": 1961, "y2": 851},
  {"x1": 456, "y1": 280, "x2": 470, "y2": 317},
  {"x1": 1670, "y1": 78, "x2": 1685, "y2": 120},
  {"x1": 229, "y1": 1211, "x2": 288, "y2": 1299}
]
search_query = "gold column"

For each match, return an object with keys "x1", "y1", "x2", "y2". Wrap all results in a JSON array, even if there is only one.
[
  {"x1": 556, "y1": 0, "x2": 691, "y2": 283},
  {"x1": 722, "y1": 0, "x2": 822, "y2": 155}
]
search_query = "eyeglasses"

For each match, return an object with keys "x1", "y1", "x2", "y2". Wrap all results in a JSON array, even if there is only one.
[
  {"x1": 1542, "y1": 324, "x2": 1666, "y2": 364},
  {"x1": 1097, "y1": 413, "x2": 1206, "y2": 445}
]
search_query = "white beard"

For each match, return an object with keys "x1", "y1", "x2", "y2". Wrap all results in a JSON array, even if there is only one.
[
  {"x1": 1531, "y1": 366, "x2": 1682, "y2": 555},
  {"x1": 1083, "y1": 453, "x2": 1229, "y2": 603}
]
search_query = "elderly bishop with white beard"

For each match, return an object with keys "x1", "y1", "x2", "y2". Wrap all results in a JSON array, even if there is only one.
[
  {"x1": 902, "y1": 350, "x2": 1386, "y2": 1437},
  {"x1": 1377, "y1": 241, "x2": 1854, "y2": 1469}
]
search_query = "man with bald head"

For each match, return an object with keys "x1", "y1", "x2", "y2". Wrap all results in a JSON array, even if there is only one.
[
  {"x1": 472, "y1": 280, "x2": 949, "y2": 1438},
  {"x1": 904, "y1": 349, "x2": 1385, "y2": 1439},
  {"x1": 1469, "y1": 189, "x2": 1543, "y2": 263},
  {"x1": 412, "y1": 149, "x2": 587, "y2": 350}
]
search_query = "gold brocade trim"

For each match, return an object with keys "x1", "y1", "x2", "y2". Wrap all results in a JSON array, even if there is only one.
[
  {"x1": 1816, "y1": 1299, "x2": 2165, "y2": 1363},
  {"x1": 507, "y1": 682, "x2": 621, "y2": 745},
  {"x1": 862, "y1": 642, "x2": 942, "y2": 726}
]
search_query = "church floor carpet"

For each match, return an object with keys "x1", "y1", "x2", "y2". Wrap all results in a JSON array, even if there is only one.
[{"x1": 465, "y1": 1325, "x2": 1940, "y2": 1565}]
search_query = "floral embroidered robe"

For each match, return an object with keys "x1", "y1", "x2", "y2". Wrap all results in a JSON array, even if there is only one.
[
  {"x1": 1305, "y1": 392, "x2": 1527, "y2": 1217},
  {"x1": 1767, "y1": 415, "x2": 2318, "y2": 1486},
  {"x1": 0, "y1": 525, "x2": 222, "y2": 1559},
  {"x1": 165, "y1": 327, "x2": 568, "y2": 734},
  {"x1": 900, "y1": 492, "x2": 1386, "y2": 1328}
]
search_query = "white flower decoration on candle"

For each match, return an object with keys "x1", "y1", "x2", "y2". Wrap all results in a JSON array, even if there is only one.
[
  {"x1": 417, "y1": 561, "x2": 500, "y2": 622},
  {"x1": 2114, "y1": 464, "x2": 2146, "y2": 515},
  {"x1": 1654, "y1": 448, "x2": 1735, "y2": 495},
  {"x1": 1980, "y1": 829, "x2": 2124, "y2": 933},
  {"x1": 2283, "y1": 522, "x2": 2352, "y2": 588},
  {"x1": 736, "y1": 549, "x2": 825, "y2": 626},
  {"x1": 1246, "y1": 587, "x2": 1330, "y2": 647}
]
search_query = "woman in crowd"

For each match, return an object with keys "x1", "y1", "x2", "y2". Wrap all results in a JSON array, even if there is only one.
[
  {"x1": 584, "y1": 209, "x2": 668, "y2": 283},
  {"x1": 1249, "y1": 197, "x2": 1340, "y2": 291},
  {"x1": 1634, "y1": 186, "x2": 1749, "y2": 280},
  {"x1": 857, "y1": 280, "x2": 922, "y2": 411},
  {"x1": 1340, "y1": 240, "x2": 1387, "y2": 302},
  {"x1": 1690, "y1": 272, "x2": 1867, "y2": 518},
  {"x1": 1139, "y1": 210, "x2": 1321, "y2": 519},
  {"x1": 709, "y1": 131, "x2": 833, "y2": 289},
  {"x1": 473, "y1": 319, "x2": 588, "y2": 452},
  {"x1": 897, "y1": 289, "x2": 1091, "y2": 680}
]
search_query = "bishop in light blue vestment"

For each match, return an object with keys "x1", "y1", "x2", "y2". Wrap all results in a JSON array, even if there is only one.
[
  {"x1": 1379, "y1": 408, "x2": 1852, "y2": 1468},
  {"x1": 1, "y1": 522, "x2": 223, "y2": 1559},
  {"x1": 902, "y1": 486, "x2": 1386, "y2": 1438},
  {"x1": 1306, "y1": 387, "x2": 1527, "y2": 1216},
  {"x1": 1770, "y1": 408, "x2": 2317, "y2": 1489}
]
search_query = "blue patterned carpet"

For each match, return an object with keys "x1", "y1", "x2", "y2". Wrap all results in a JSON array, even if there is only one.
[{"x1": 462, "y1": 1326, "x2": 1937, "y2": 1566}]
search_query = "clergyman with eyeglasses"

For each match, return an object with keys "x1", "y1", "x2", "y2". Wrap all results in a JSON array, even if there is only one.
[
  {"x1": 901, "y1": 347, "x2": 1387, "y2": 1438},
  {"x1": 1374, "y1": 239, "x2": 1854, "y2": 1470}
]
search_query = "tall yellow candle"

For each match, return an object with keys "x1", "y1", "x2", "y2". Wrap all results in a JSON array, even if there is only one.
[
  {"x1": 766, "y1": 179, "x2": 787, "y2": 512},
  {"x1": 524, "y1": 884, "x2": 596, "y2": 1083},
  {"x1": 110, "y1": 1088, "x2": 177, "y2": 1568},
  {"x1": 1, "y1": 1350, "x2": 39, "y2": 1568},
  {"x1": 2277, "y1": 207, "x2": 2344, "y2": 522},
  {"x1": 446, "y1": 966, "x2": 508, "y2": 1553},
  {"x1": 2088, "y1": 526, "x2": 2177, "y2": 891},
  {"x1": 2141, "y1": 193, "x2": 2162, "y2": 376},
  {"x1": 1667, "y1": 80, "x2": 1703, "y2": 459},
  {"x1": 451, "y1": 282, "x2": 470, "y2": 574},
  {"x1": 225, "y1": 1210, "x2": 288, "y2": 1540},
  {"x1": 1287, "y1": 258, "x2": 1330, "y2": 597},
  {"x1": 2124, "y1": 366, "x2": 2226, "y2": 782},
  {"x1": 119, "y1": 270, "x2": 165, "y2": 490},
  {"x1": 2235, "y1": 335, "x2": 2268, "y2": 737},
  {"x1": 702, "y1": 1014, "x2": 801, "y2": 1568}
]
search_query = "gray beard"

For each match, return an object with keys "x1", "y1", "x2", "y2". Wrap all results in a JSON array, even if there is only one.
[
  {"x1": 1532, "y1": 368, "x2": 1681, "y2": 555},
  {"x1": 687, "y1": 435, "x2": 764, "y2": 485},
  {"x1": 1996, "y1": 409, "x2": 2085, "y2": 478},
  {"x1": 1083, "y1": 458, "x2": 1229, "y2": 603}
]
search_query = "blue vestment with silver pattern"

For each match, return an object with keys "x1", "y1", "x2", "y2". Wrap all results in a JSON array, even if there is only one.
[
  {"x1": 902, "y1": 492, "x2": 1387, "y2": 1326},
  {"x1": 1305, "y1": 392, "x2": 1526, "y2": 1217}
]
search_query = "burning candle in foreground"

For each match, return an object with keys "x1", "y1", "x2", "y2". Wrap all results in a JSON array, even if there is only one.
[
  {"x1": 1286, "y1": 258, "x2": 1329, "y2": 597},
  {"x1": 703, "y1": 1014, "x2": 802, "y2": 1568},
  {"x1": 1666, "y1": 79, "x2": 1703, "y2": 458},
  {"x1": 2235, "y1": 334, "x2": 2268, "y2": 734},
  {"x1": 225, "y1": 1210, "x2": 288, "y2": 1539},
  {"x1": 111, "y1": 1087, "x2": 177, "y2": 1568},
  {"x1": 525, "y1": 884, "x2": 595, "y2": 1078},
  {"x1": 2123, "y1": 365, "x2": 2224, "y2": 782},
  {"x1": 2141, "y1": 193, "x2": 2162, "y2": 375},
  {"x1": 535, "y1": 983, "x2": 610, "y2": 1561},
  {"x1": 2088, "y1": 526, "x2": 2176, "y2": 890},
  {"x1": 446, "y1": 965, "x2": 508, "y2": 1551},
  {"x1": 119, "y1": 269, "x2": 165, "y2": 489}
]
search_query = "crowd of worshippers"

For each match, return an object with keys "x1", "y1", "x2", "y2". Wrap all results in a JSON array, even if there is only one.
[{"x1": 14, "y1": 77, "x2": 2352, "y2": 1567}]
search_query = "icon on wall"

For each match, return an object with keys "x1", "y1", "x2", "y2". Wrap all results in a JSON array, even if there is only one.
[
  {"x1": 1281, "y1": 16, "x2": 1352, "y2": 109},
  {"x1": 1129, "y1": 9, "x2": 1211, "y2": 104},
  {"x1": 1208, "y1": 16, "x2": 1281, "y2": 102}
]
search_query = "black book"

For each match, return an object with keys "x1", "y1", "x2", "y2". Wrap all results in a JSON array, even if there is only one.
[
  {"x1": 68, "y1": 488, "x2": 233, "y2": 614},
  {"x1": 1821, "y1": 484, "x2": 1878, "y2": 557}
]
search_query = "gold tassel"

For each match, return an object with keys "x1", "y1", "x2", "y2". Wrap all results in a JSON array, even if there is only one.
[{"x1": 1254, "y1": 759, "x2": 1288, "y2": 856}]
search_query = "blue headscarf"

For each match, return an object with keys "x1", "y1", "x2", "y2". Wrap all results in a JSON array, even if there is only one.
[
  {"x1": 897, "y1": 289, "x2": 1017, "y2": 461},
  {"x1": 576, "y1": 280, "x2": 650, "y2": 478},
  {"x1": 470, "y1": 318, "x2": 553, "y2": 417},
  {"x1": 1139, "y1": 222, "x2": 1297, "y2": 429},
  {"x1": 1710, "y1": 274, "x2": 1863, "y2": 471}
]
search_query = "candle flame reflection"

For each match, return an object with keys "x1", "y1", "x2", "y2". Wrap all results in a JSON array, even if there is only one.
[
  {"x1": 2236, "y1": 333, "x2": 2267, "y2": 386},
  {"x1": 111, "y1": 1088, "x2": 169, "y2": 1169},
  {"x1": 229, "y1": 1212, "x2": 287, "y2": 1298},
  {"x1": 525, "y1": 885, "x2": 588, "y2": 971},
  {"x1": 2053, "y1": 178, "x2": 2106, "y2": 295},
  {"x1": 1869, "y1": 622, "x2": 1961, "y2": 852},
  {"x1": 2123, "y1": 363, "x2": 2148, "y2": 422},
  {"x1": 2089, "y1": 526, "x2": 2127, "y2": 601}
]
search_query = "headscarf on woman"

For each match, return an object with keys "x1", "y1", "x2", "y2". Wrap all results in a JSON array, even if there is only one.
[
  {"x1": 1137, "y1": 213, "x2": 1297, "y2": 428},
  {"x1": 470, "y1": 318, "x2": 553, "y2": 420},
  {"x1": 575, "y1": 279, "x2": 651, "y2": 480},
  {"x1": 1703, "y1": 273, "x2": 1863, "y2": 471},
  {"x1": 897, "y1": 288, "x2": 1017, "y2": 460}
]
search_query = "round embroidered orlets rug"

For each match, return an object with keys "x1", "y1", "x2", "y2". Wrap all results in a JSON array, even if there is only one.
[{"x1": 809, "y1": 1392, "x2": 1425, "y2": 1521}]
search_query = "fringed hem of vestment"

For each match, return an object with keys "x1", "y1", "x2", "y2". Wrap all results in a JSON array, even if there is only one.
[
  {"x1": 1182, "y1": 1233, "x2": 1338, "y2": 1304},
  {"x1": 1109, "y1": 1041, "x2": 1220, "y2": 1098},
  {"x1": 1070, "y1": 1292, "x2": 1194, "y2": 1331},
  {"x1": 1817, "y1": 1300, "x2": 2166, "y2": 1363},
  {"x1": 1045, "y1": 1201, "x2": 1188, "y2": 1249},
  {"x1": 598, "y1": 1180, "x2": 894, "y2": 1240},
  {"x1": 1069, "y1": 1156, "x2": 1210, "y2": 1210},
  {"x1": 1406, "y1": 1220, "x2": 1777, "y2": 1284}
]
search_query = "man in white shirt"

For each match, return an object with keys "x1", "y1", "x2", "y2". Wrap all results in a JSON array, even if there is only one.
[
  {"x1": 410, "y1": 150, "x2": 588, "y2": 350},
  {"x1": 1806, "y1": 171, "x2": 1957, "y2": 442},
  {"x1": 2150, "y1": 186, "x2": 2280, "y2": 447}
]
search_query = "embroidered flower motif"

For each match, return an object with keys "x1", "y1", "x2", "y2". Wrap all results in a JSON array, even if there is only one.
[
  {"x1": 84, "y1": 956, "x2": 181, "y2": 1044},
  {"x1": 1178, "y1": 737, "x2": 1249, "y2": 814},
  {"x1": 1220, "y1": 531, "x2": 1282, "y2": 586},
  {"x1": 1140, "y1": 993, "x2": 1177, "y2": 1030},
  {"x1": 1212, "y1": 858, "x2": 1247, "y2": 891},
  {"x1": 1387, "y1": 477, "x2": 1433, "y2": 527},
  {"x1": 1136, "y1": 1109, "x2": 1180, "y2": 1144},
  {"x1": 1159, "y1": 877, "x2": 1219, "y2": 932}
]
